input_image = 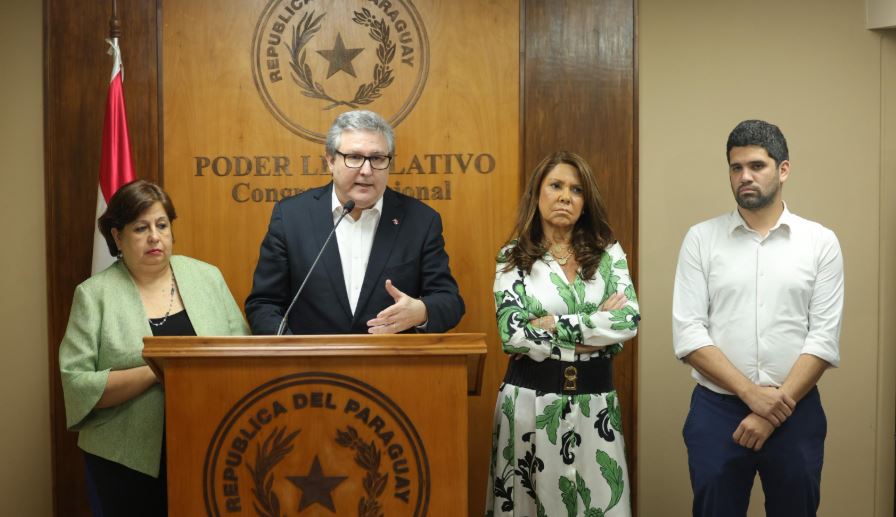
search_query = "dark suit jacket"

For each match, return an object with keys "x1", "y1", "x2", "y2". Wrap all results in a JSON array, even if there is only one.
[{"x1": 245, "y1": 183, "x2": 465, "y2": 335}]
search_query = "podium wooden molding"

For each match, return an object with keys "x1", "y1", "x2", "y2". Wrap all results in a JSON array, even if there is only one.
[{"x1": 144, "y1": 333, "x2": 486, "y2": 516}]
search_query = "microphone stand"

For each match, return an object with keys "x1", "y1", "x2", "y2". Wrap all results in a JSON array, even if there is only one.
[{"x1": 276, "y1": 200, "x2": 355, "y2": 335}]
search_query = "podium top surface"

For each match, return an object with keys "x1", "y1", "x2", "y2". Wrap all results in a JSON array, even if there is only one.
[{"x1": 143, "y1": 332, "x2": 487, "y2": 359}]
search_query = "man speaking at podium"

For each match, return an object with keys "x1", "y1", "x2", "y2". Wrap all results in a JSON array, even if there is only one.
[{"x1": 246, "y1": 110, "x2": 464, "y2": 336}]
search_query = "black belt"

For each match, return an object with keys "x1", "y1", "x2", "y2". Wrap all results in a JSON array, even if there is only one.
[{"x1": 502, "y1": 355, "x2": 614, "y2": 395}]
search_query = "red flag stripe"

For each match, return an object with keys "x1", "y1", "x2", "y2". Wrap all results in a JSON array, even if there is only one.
[
  {"x1": 98, "y1": 70, "x2": 135, "y2": 203},
  {"x1": 92, "y1": 38, "x2": 135, "y2": 275}
]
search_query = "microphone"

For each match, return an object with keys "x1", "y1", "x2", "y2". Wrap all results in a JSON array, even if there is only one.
[{"x1": 276, "y1": 199, "x2": 355, "y2": 335}]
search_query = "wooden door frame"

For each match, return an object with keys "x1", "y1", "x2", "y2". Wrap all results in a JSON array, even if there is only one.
[{"x1": 519, "y1": 0, "x2": 639, "y2": 509}]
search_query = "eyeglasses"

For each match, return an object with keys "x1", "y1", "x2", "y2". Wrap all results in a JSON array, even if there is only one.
[{"x1": 334, "y1": 150, "x2": 392, "y2": 170}]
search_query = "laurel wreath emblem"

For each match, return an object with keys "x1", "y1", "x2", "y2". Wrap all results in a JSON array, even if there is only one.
[
  {"x1": 287, "y1": 9, "x2": 396, "y2": 110},
  {"x1": 335, "y1": 425, "x2": 388, "y2": 517},
  {"x1": 247, "y1": 426, "x2": 301, "y2": 517}
]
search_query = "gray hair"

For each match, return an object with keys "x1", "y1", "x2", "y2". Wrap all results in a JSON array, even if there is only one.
[{"x1": 325, "y1": 110, "x2": 395, "y2": 156}]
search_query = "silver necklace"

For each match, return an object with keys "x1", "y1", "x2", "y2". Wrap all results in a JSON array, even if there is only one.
[{"x1": 149, "y1": 273, "x2": 177, "y2": 327}]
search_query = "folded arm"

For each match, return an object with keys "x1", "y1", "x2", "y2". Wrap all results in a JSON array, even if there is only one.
[
  {"x1": 563, "y1": 244, "x2": 640, "y2": 354},
  {"x1": 59, "y1": 285, "x2": 158, "y2": 429},
  {"x1": 95, "y1": 366, "x2": 159, "y2": 408},
  {"x1": 494, "y1": 266, "x2": 558, "y2": 361}
]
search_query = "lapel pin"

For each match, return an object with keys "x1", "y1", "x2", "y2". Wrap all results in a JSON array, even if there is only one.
[{"x1": 392, "y1": 218, "x2": 399, "y2": 225}]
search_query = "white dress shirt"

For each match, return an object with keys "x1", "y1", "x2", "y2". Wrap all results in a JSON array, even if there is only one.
[
  {"x1": 672, "y1": 205, "x2": 844, "y2": 395},
  {"x1": 332, "y1": 191, "x2": 382, "y2": 314}
]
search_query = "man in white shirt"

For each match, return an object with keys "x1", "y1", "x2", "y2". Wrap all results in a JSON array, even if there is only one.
[
  {"x1": 672, "y1": 120, "x2": 844, "y2": 517},
  {"x1": 246, "y1": 110, "x2": 464, "y2": 335}
]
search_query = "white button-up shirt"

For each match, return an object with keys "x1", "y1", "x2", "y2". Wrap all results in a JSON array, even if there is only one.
[
  {"x1": 672, "y1": 205, "x2": 844, "y2": 395},
  {"x1": 332, "y1": 191, "x2": 382, "y2": 315}
]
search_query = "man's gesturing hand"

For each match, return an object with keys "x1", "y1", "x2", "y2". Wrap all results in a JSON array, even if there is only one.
[{"x1": 367, "y1": 279, "x2": 427, "y2": 334}]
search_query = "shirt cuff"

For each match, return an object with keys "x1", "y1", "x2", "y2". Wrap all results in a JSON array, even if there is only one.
[
  {"x1": 673, "y1": 340, "x2": 713, "y2": 361},
  {"x1": 800, "y1": 344, "x2": 840, "y2": 368}
]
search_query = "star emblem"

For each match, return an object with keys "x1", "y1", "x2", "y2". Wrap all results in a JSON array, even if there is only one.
[
  {"x1": 316, "y1": 34, "x2": 364, "y2": 79},
  {"x1": 287, "y1": 456, "x2": 348, "y2": 512}
]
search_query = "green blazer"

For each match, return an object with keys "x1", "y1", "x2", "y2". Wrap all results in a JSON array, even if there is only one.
[{"x1": 59, "y1": 255, "x2": 249, "y2": 477}]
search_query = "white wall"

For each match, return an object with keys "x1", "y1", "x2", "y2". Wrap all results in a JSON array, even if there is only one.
[
  {"x1": 0, "y1": 2, "x2": 52, "y2": 516},
  {"x1": 638, "y1": 0, "x2": 896, "y2": 515}
]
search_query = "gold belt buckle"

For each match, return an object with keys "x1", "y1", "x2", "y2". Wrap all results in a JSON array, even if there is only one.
[{"x1": 563, "y1": 365, "x2": 578, "y2": 392}]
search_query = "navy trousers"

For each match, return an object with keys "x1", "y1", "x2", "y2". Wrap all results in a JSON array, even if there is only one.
[
  {"x1": 83, "y1": 449, "x2": 167, "y2": 517},
  {"x1": 84, "y1": 459, "x2": 104, "y2": 517},
  {"x1": 683, "y1": 384, "x2": 826, "y2": 517}
]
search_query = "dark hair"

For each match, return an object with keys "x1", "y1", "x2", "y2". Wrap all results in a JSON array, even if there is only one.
[
  {"x1": 726, "y1": 119, "x2": 789, "y2": 165},
  {"x1": 97, "y1": 180, "x2": 177, "y2": 256},
  {"x1": 501, "y1": 151, "x2": 614, "y2": 280}
]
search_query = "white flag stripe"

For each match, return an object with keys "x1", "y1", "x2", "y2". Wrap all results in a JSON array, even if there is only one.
[
  {"x1": 106, "y1": 37, "x2": 123, "y2": 82},
  {"x1": 91, "y1": 186, "x2": 114, "y2": 274}
]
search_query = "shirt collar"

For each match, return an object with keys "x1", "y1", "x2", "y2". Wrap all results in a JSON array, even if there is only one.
[
  {"x1": 728, "y1": 201, "x2": 793, "y2": 235},
  {"x1": 330, "y1": 188, "x2": 383, "y2": 218}
]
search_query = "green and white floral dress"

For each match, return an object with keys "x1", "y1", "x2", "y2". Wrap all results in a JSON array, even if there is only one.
[{"x1": 486, "y1": 241, "x2": 639, "y2": 517}]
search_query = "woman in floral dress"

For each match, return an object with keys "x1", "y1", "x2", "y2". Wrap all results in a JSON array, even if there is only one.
[{"x1": 486, "y1": 151, "x2": 640, "y2": 517}]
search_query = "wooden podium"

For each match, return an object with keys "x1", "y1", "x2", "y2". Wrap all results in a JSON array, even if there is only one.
[{"x1": 143, "y1": 333, "x2": 486, "y2": 517}]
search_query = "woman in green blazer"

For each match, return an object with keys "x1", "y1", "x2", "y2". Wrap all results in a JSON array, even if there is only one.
[{"x1": 59, "y1": 180, "x2": 249, "y2": 516}]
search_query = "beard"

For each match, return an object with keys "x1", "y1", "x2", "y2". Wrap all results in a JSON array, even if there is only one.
[{"x1": 735, "y1": 180, "x2": 779, "y2": 210}]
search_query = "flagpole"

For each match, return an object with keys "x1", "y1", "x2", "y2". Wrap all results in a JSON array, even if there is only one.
[
  {"x1": 107, "y1": 0, "x2": 122, "y2": 81},
  {"x1": 109, "y1": 0, "x2": 120, "y2": 39},
  {"x1": 91, "y1": 0, "x2": 136, "y2": 275}
]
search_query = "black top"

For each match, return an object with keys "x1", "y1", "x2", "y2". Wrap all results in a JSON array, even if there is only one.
[{"x1": 149, "y1": 310, "x2": 196, "y2": 337}]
